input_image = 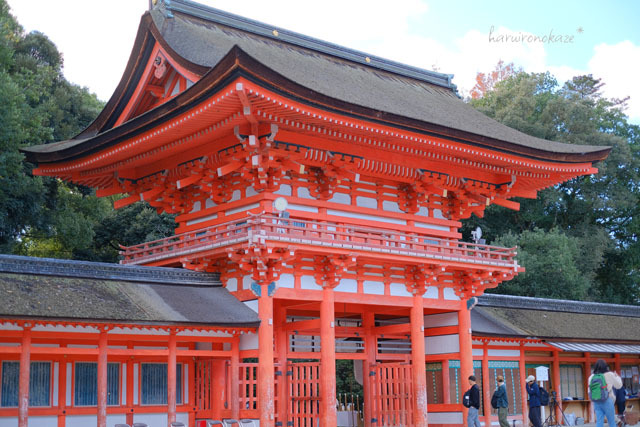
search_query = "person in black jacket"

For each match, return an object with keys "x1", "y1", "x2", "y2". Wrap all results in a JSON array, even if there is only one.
[
  {"x1": 467, "y1": 375, "x2": 481, "y2": 427},
  {"x1": 526, "y1": 375, "x2": 542, "y2": 427}
]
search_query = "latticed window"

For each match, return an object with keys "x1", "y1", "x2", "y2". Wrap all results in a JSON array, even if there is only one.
[
  {"x1": 449, "y1": 360, "x2": 483, "y2": 414},
  {"x1": 621, "y1": 365, "x2": 640, "y2": 394},
  {"x1": 560, "y1": 365, "x2": 584, "y2": 400},
  {"x1": 1, "y1": 361, "x2": 51, "y2": 407},
  {"x1": 74, "y1": 362, "x2": 120, "y2": 406},
  {"x1": 425, "y1": 362, "x2": 443, "y2": 404},
  {"x1": 488, "y1": 361, "x2": 522, "y2": 415},
  {"x1": 140, "y1": 363, "x2": 183, "y2": 405}
]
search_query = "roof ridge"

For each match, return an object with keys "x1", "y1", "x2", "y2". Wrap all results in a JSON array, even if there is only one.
[
  {"x1": 0, "y1": 254, "x2": 220, "y2": 287},
  {"x1": 155, "y1": 0, "x2": 457, "y2": 91},
  {"x1": 478, "y1": 293, "x2": 640, "y2": 318}
]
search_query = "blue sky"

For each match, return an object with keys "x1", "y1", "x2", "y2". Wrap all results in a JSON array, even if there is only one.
[{"x1": 7, "y1": 0, "x2": 640, "y2": 123}]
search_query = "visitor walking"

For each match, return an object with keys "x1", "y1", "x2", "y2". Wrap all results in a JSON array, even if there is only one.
[
  {"x1": 526, "y1": 375, "x2": 542, "y2": 427},
  {"x1": 465, "y1": 375, "x2": 481, "y2": 427},
  {"x1": 494, "y1": 375, "x2": 509, "y2": 427},
  {"x1": 588, "y1": 359, "x2": 622, "y2": 427}
]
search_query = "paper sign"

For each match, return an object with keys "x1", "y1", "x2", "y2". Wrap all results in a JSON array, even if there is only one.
[{"x1": 536, "y1": 366, "x2": 549, "y2": 382}]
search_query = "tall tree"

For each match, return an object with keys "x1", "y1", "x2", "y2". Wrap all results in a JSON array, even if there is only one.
[{"x1": 468, "y1": 69, "x2": 640, "y2": 304}]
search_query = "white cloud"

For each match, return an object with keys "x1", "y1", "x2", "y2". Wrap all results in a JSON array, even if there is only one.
[
  {"x1": 7, "y1": 1, "x2": 638, "y2": 124},
  {"x1": 588, "y1": 41, "x2": 640, "y2": 122}
]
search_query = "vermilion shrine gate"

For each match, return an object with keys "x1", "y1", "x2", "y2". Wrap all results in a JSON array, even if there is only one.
[{"x1": 19, "y1": 1, "x2": 610, "y2": 427}]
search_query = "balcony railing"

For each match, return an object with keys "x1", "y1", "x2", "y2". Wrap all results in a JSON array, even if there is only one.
[{"x1": 120, "y1": 214, "x2": 518, "y2": 269}]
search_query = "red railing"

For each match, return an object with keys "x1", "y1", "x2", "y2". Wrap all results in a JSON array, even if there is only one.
[{"x1": 120, "y1": 214, "x2": 518, "y2": 268}]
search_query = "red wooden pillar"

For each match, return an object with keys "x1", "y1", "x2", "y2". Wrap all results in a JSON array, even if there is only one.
[
  {"x1": 362, "y1": 311, "x2": 376, "y2": 427},
  {"x1": 126, "y1": 342, "x2": 134, "y2": 427},
  {"x1": 584, "y1": 352, "x2": 592, "y2": 422},
  {"x1": 258, "y1": 284, "x2": 275, "y2": 427},
  {"x1": 98, "y1": 329, "x2": 109, "y2": 427},
  {"x1": 410, "y1": 293, "x2": 428, "y2": 427},
  {"x1": 58, "y1": 353, "x2": 67, "y2": 427},
  {"x1": 274, "y1": 302, "x2": 289, "y2": 425},
  {"x1": 458, "y1": 304, "x2": 473, "y2": 420},
  {"x1": 320, "y1": 285, "x2": 337, "y2": 427},
  {"x1": 18, "y1": 325, "x2": 32, "y2": 427},
  {"x1": 519, "y1": 343, "x2": 528, "y2": 427},
  {"x1": 614, "y1": 352, "x2": 621, "y2": 374},
  {"x1": 231, "y1": 335, "x2": 240, "y2": 419},
  {"x1": 481, "y1": 342, "x2": 491, "y2": 427},
  {"x1": 168, "y1": 329, "x2": 177, "y2": 426},
  {"x1": 442, "y1": 359, "x2": 451, "y2": 404}
]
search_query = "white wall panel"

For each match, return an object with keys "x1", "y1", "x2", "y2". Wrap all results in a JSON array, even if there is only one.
[
  {"x1": 424, "y1": 312, "x2": 458, "y2": 328},
  {"x1": 425, "y1": 334, "x2": 459, "y2": 354}
]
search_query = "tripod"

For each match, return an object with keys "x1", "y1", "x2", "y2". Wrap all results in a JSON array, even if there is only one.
[{"x1": 543, "y1": 392, "x2": 568, "y2": 427}]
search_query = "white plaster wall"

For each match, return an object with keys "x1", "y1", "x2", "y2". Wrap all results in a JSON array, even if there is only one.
[
  {"x1": 334, "y1": 278, "x2": 357, "y2": 293},
  {"x1": 240, "y1": 333, "x2": 259, "y2": 351},
  {"x1": 65, "y1": 415, "x2": 127, "y2": 427},
  {"x1": 301, "y1": 275, "x2": 321, "y2": 290},
  {"x1": 122, "y1": 363, "x2": 127, "y2": 405},
  {"x1": 51, "y1": 362, "x2": 59, "y2": 406},
  {"x1": 244, "y1": 300, "x2": 258, "y2": 313},
  {"x1": 389, "y1": 282, "x2": 412, "y2": 297},
  {"x1": 424, "y1": 312, "x2": 458, "y2": 328},
  {"x1": 329, "y1": 192, "x2": 350, "y2": 205},
  {"x1": 205, "y1": 198, "x2": 216, "y2": 209},
  {"x1": 289, "y1": 203, "x2": 318, "y2": 213},
  {"x1": 428, "y1": 412, "x2": 464, "y2": 424},
  {"x1": 425, "y1": 334, "x2": 460, "y2": 355},
  {"x1": 66, "y1": 362, "x2": 72, "y2": 405},
  {"x1": 416, "y1": 206, "x2": 429, "y2": 217},
  {"x1": 327, "y1": 209, "x2": 406, "y2": 225},
  {"x1": 356, "y1": 196, "x2": 377, "y2": 209},
  {"x1": 133, "y1": 413, "x2": 188, "y2": 427},
  {"x1": 487, "y1": 349, "x2": 521, "y2": 357},
  {"x1": 433, "y1": 209, "x2": 445, "y2": 219},
  {"x1": 133, "y1": 364, "x2": 139, "y2": 405},
  {"x1": 245, "y1": 186, "x2": 258, "y2": 197},
  {"x1": 226, "y1": 203, "x2": 259, "y2": 215},
  {"x1": 382, "y1": 200, "x2": 402, "y2": 213},
  {"x1": 363, "y1": 280, "x2": 385, "y2": 295},
  {"x1": 274, "y1": 184, "x2": 292, "y2": 196},
  {"x1": 230, "y1": 189, "x2": 241, "y2": 202},
  {"x1": 189, "y1": 201, "x2": 201, "y2": 213},
  {"x1": 278, "y1": 273, "x2": 295, "y2": 289},
  {"x1": 443, "y1": 287, "x2": 461, "y2": 300},
  {"x1": 225, "y1": 277, "x2": 238, "y2": 292},
  {"x1": 414, "y1": 221, "x2": 450, "y2": 232},
  {"x1": 242, "y1": 275, "x2": 253, "y2": 290},
  {"x1": 33, "y1": 324, "x2": 98, "y2": 333},
  {"x1": 184, "y1": 365, "x2": 189, "y2": 404},
  {"x1": 0, "y1": 416, "x2": 57, "y2": 427},
  {"x1": 186, "y1": 212, "x2": 217, "y2": 226},
  {"x1": 297, "y1": 186, "x2": 313, "y2": 199},
  {"x1": 423, "y1": 286, "x2": 439, "y2": 299},
  {"x1": 196, "y1": 342, "x2": 213, "y2": 350},
  {"x1": 473, "y1": 348, "x2": 484, "y2": 356}
]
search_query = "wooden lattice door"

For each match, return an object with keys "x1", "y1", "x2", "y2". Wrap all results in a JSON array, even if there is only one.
[
  {"x1": 370, "y1": 362, "x2": 414, "y2": 427},
  {"x1": 288, "y1": 362, "x2": 322, "y2": 427}
]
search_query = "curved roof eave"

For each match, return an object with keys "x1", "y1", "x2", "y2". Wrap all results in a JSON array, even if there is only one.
[{"x1": 22, "y1": 46, "x2": 611, "y2": 166}]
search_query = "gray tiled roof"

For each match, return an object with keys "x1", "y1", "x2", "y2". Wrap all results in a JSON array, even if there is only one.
[
  {"x1": 474, "y1": 294, "x2": 640, "y2": 341},
  {"x1": 0, "y1": 255, "x2": 259, "y2": 327},
  {"x1": 150, "y1": 0, "x2": 608, "y2": 158}
]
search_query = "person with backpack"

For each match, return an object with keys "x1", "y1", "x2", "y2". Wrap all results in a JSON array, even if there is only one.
[
  {"x1": 588, "y1": 359, "x2": 623, "y2": 427},
  {"x1": 492, "y1": 375, "x2": 509, "y2": 427},
  {"x1": 526, "y1": 375, "x2": 542, "y2": 427},
  {"x1": 464, "y1": 375, "x2": 481, "y2": 427}
]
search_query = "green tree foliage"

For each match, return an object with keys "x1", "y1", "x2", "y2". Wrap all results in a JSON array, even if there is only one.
[
  {"x1": 0, "y1": 0, "x2": 173, "y2": 260},
  {"x1": 468, "y1": 66, "x2": 640, "y2": 304}
]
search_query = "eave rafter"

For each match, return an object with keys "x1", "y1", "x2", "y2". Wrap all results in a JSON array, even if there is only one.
[{"x1": 37, "y1": 77, "x2": 597, "y2": 220}]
